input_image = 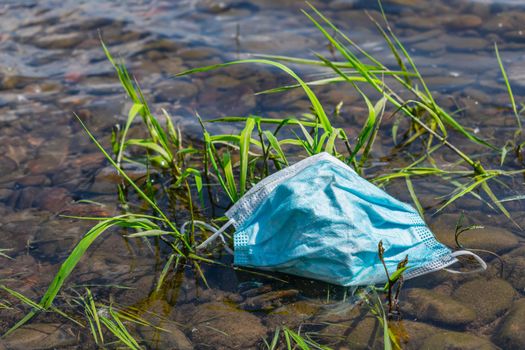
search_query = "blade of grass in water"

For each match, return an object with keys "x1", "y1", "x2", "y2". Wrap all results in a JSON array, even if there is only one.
[
  {"x1": 239, "y1": 118, "x2": 256, "y2": 196},
  {"x1": 436, "y1": 175, "x2": 497, "y2": 214},
  {"x1": 405, "y1": 176, "x2": 424, "y2": 217},
  {"x1": 100, "y1": 307, "x2": 142, "y2": 350},
  {"x1": 75, "y1": 288, "x2": 104, "y2": 346},
  {"x1": 156, "y1": 253, "x2": 177, "y2": 292},
  {"x1": 264, "y1": 130, "x2": 289, "y2": 166},
  {"x1": 495, "y1": 43, "x2": 522, "y2": 130},
  {"x1": 221, "y1": 152, "x2": 238, "y2": 202},
  {"x1": 116, "y1": 103, "x2": 143, "y2": 167}
]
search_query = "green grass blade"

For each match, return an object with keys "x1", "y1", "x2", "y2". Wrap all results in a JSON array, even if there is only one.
[
  {"x1": 283, "y1": 328, "x2": 311, "y2": 350},
  {"x1": 125, "y1": 139, "x2": 173, "y2": 164},
  {"x1": 495, "y1": 43, "x2": 521, "y2": 129},
  {"x1": 436, "y1": 175, "x2": 495, "y2": 214},
  {"x1": 125, "y1": 229, "x2": 172, "y2": 238},
  {"x1": 86, "y1": 289, "x2": 104, "y2": 345},
  {"x1": 256, "y1": 76, "x2": 365, "y2": 95},
  {"x1": 405, "y1": 177, "x2": 424, "y2": 217},
  {"x1": 297, "y1": 122, "x2": 315, "y2": 149},
  {"x1": 221, "y1": 152, "x2": 238, "y2": 201},
  {"x1": 352, "y1": 91, "x2": 377, "y2": 161},
  {"x1": 200, "y1": 118, "x2": 236, "y2": 203},
  {"x1": 264, "y1": 131, "x2": 289, "y2": 165},
  {"x1": 324, "y1": 128, "x2": 340, "y2": 155},
  {"x1": 156, "y1": 253, "x2": 176, "y2": 292},
  {"x1": 100, "y1": 307, "x2": 142, "y2": 350},
  {"x1": 480, "y1": 181, "x2": 512, "y2": 221},
  {"x1": 117, "y1": 103, "x2": 143, "y2": 167},
  {"x1": 240, "y1": 118, "x2": 256, "y2": 196}
]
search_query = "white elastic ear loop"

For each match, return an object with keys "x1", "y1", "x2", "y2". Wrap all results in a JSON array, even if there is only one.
[
  {"x1": 181, "y1": 219, "x2": 234, "y2": 254},
  {"x1": 443, "y1": 250, "x2": 487, "y2": 274}
]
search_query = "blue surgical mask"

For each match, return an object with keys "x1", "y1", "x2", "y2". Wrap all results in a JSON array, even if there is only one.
[{"x1": 195, "y1": 152, "x2": 486, "y2": 286}]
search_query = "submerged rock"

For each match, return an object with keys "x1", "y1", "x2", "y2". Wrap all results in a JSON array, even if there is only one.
[
  {"x1": 140, "y1": 323, "x2": 193, "y2": 350},
  {"x1": 240, "y1": 289, "x2": 299, "y2": 311},
  {"x1": 177, "y1": 47, "x2": 220, "y2": 60},
  {"x1": 430, "y1": 217, "x2": 519, "y2": 254},
  {"x1": 402, "y1": 321, "x2": 440, "y2": 349},
  {"x1": 0, "y1": 156, "x2": 18, "y2": 174},
  {"x1": 206, "y1": 74, "x2": 241, "y2": 89},
  {"x1": 320, "y1": 312, "x2": 382, "y2": 350},
  {"x1": 425, "y1": 75, "x2": 476, "y2": 90},
  {"x1": 137, "y1": 300, "x2": 193, "y2": 350},
  {"x1": 421, "y1": 331, "x2": 497, "y2": 350},
  {"x1": 33, "y1": 33, "x2": 85, "y2": 49},
  {"x1": 397, "y1": 16, "x2": 437, "y2": 30},
  {"x1": 265, "y1": 300, "x2": 321, "y2": 329},
  {"x1": 154, "y1": 80, "x2": 199, "y2": 102},
  {"x1": 317, "y1": 303, "x2": 393, "y2": 350},
  {"x1": 499, "y1": 247, "x2": 525, "y2": 293},
  {"x1": 2, "y1": 323, "x2": 76, "y2": 349},
  {"x1": 444, "y1": 35, "x2": 489, "y2": 51},
  {"x1": 345, "y1": 316, "x2": 382, "y2": 350},
  {"x1": 37, "y1": 187, "x2": 73, "y2": 212},
  {"x1": 494, "y1": 298, "x2": 525, "y2": 349},
  {"x1": 402, "y1": 288, "x2": 476, "y2": 327},
  {"x1": 443, "y1": 14, "x2": 483, "y2": 30},
  {"x1": 188, "y1": 301, "x2": 266, "y2": 349},
  {"x1": 453, "y1": 278, "x2": 516, "y2": 323}
]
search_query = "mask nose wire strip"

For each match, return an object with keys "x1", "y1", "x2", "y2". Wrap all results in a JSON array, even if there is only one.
[
  {"x1": 180, "y1": 219, "x2": 234, "y2": 254},
  {"x1": 443, "y1": 250, "x2": 487, "y2": 274}
]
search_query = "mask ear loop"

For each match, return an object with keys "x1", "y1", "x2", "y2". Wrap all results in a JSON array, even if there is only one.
[
  {"x1": 181, "y1": 220, "x2": 234, "y2": 255},
  {"x1": 443, "y1": 250, "x2": 487, "y2": 274}
]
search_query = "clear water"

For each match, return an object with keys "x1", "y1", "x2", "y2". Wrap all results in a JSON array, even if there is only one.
[{"x1": 0, "y1": 0, "x2": 525, "y2": 348}]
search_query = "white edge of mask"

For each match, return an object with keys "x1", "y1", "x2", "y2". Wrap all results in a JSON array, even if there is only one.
[
  {"x1": 225, "y1": 152, "x2": 341, "y2": 228},
  {"x1": 402, "y1": 254, "x2": 459, "y2": 280}
]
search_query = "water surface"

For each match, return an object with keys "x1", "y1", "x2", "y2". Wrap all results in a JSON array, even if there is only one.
[{"x1": 1, "y1": 0, "x2": 525, "y2": 348}]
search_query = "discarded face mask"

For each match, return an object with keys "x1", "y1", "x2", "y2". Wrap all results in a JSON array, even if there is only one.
[{"x1": 196, "y1": 152, "x2": 486, "y2": 286}]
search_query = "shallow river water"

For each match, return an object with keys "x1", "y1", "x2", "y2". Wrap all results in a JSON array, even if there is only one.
[{"x1": 1, "y1": 0, "x2": 525, "y2": 349}]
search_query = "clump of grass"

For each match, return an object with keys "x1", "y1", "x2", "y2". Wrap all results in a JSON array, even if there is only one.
[
  {"x1": 71, "y1": 288, "x2": 152, "y2": 349},
  {"x1": 4, "y1": 2, "x2": 525, "y2": 348}
]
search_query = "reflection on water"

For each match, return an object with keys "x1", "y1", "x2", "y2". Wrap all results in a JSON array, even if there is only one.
[{"x1": 1, "y1": 0, "x2": 525, "y2": 348}]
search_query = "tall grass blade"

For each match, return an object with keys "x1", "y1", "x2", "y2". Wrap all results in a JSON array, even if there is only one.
[
  {"x1": 221, "y1": 152, "x2": 238, "y2": 201},
  {"x1": 156, "y1": 253, "x2": 176, "y2": 292},
  {"x1": 405, "y1": 177, "x2": 424, "y2": 217},
  {"x1": 263, "y1": 130, "x2": 289, "y2": 166},
  {"x1": 495, "y1": 43, "x2": 522, "y2": 130},
  {"x1": 240, "y1": 118, "x2": 256, "y2": 196},
  {"x1": 117, "y1": 103, "x2": 144, "y2": 167}
]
